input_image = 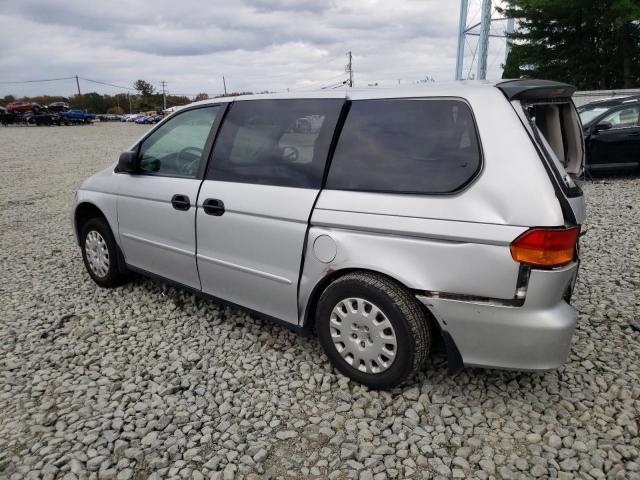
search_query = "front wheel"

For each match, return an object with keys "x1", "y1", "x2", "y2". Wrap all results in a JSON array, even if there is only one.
[
  {"x1": 80, "y1": 218, "x2": 127, "y2": 288},
  {"x1": 316, "y1": 272, "x2": 431, "y2": 389}
]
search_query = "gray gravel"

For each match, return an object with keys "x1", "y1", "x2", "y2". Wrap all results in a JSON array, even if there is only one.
[{"x1": 1, "y1": 122, "x2": 639, "y2": 480}]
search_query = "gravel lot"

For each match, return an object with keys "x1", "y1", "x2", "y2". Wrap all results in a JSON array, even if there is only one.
[{"x1": 0, "y1": 122, "x2": 639, "y2": 480}]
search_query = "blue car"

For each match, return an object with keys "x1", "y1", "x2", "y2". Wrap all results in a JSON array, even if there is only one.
[{"x1": 60, "y1": 110, "x2": 96, "y2": 125}]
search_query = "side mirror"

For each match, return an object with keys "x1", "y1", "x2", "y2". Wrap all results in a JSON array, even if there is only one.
[
  {"x1": 116, "y1": 150, "x2": 138, "y2": 173},
  {"x1": 594, "y1": 121, "x2": 612, "y2": 132}
]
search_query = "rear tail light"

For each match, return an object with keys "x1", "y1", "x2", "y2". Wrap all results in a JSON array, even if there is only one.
[{"x1": 510, "y1": 227, "x2": 580, "y2": 267}]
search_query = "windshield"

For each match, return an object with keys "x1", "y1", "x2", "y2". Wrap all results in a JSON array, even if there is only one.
[{"x1": 578, "y1": 107, "x2": 609, "y2": 125}]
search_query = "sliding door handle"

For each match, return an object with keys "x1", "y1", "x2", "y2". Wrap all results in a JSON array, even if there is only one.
[
  {"x1": 171, "y1": 194, "x2": 191, "y2": 211},
  {"x1": 203, "y1": 198, "x2": 225, "y2": 216}
]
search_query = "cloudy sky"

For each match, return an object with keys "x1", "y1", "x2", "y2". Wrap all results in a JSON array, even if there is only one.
[{"x1": 0, "y1": 0, "x2": 510, "y2": 99}]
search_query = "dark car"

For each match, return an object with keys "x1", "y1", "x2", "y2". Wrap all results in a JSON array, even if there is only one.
[
  {"x1": 47, "y1": 102, "x2": 70, "y2": 113},
  {"x1": 26, "y1": 110, "x2": 61, "y2": 126},
  {"x1": 578, "y1": 96, "x2": 640, "y2": 172}
]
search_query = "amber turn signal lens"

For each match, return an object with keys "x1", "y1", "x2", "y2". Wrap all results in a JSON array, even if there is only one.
[{"x1": 510, "y1": 227, "x2": 580, "y2": 267}]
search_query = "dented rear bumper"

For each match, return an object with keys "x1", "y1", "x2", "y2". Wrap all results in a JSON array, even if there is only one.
[{"x1": 417, "y1": 262, "x2": 579, "y2": 371}]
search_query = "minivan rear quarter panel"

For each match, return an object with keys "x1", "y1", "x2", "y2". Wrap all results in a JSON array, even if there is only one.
[{"x1": 301, "y1": 88, "x2": 568, "y2": 318}]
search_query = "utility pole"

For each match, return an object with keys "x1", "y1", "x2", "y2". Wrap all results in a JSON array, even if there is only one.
[
  {"x1": 222, "y1": 76, "x2": 227, "y2": 95},
  {"x1": 345, "y1": 51, "x2": 353, "y2": 87},
  {"x1": 128, "y1": 92, "x2": 132, "y2": 114},
  {"x1": 476, "y1": 0, "x2": 492, "y2": 80},
  {"x1": 160, "y1": 80, "x2": 167, "y2": 110},
  {"x1": 75, "y1": 75, "x2": 84, "y2": 110},
  {"x1": 455, "y1": 0, "x2": 469, "y2": 80}
]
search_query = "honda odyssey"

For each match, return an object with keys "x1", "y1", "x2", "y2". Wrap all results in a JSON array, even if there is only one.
[{"x1": 73, "y1": 79, "x2": 585, "y2": 388}]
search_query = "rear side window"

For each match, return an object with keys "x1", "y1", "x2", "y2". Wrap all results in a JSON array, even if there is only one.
[
  {"x1": 326, "y1": 99, "x2": 481, "y2": 194},
  {"x1": 208, "y1": 99, "x2": 343, "y2": 188}
]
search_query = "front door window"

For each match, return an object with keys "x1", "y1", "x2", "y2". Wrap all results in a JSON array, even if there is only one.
[{"x1": 139, "y1": 106, "x2": 220, "y2": 177}]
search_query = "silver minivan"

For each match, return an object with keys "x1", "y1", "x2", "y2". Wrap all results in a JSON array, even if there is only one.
[{"x1": 73, "y1": 79, "x2": 585, "y2": 388}]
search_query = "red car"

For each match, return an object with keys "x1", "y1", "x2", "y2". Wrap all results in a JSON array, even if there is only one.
[{"x1": 7, "y1": 102, "x2": 42, "y2": 113}]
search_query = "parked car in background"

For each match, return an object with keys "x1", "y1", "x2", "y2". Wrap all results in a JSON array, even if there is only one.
[
  {"x1": 26, "y1": 110, "x2": 61, "y2": 126},
  {"x1": 578, "y1": 96, "x2": 640, "y2": 172},
  {"x1": 96, "y1": 114, "x2": 123, "y2": 122},
  {"x1": 60, "y1": 110, "x2": 96, "y2": 125},
  {"x1": 73, "y1": 80, "x2": 584, "y2": 389},
  {"x1": 47, "y1": 102, "x2": 70, "y2": 113},
  {"x1": 0, "y1": 106, "x2": 11, "y2": 125},
  {"x1": 7, "y1": 102, "x2": 42, "y2": 113}
]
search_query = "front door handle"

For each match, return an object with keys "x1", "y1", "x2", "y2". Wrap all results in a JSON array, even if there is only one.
[
  {"x1": 171, "y1": 194, "x2": 191, "y2": 211},
  {"x1": 203, "y1": 198, "x2": 225, "y2": 216}
]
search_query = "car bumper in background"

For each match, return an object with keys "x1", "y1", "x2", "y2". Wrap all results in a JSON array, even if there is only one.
[{"x1": 417, "y1": 262, "x2": 579, "y2": 371}]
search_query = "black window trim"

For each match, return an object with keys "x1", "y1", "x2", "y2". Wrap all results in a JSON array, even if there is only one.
[
  {"x1": 321, "y1": 96, "x2": 485, "y2": 196},
  {"x1": 114, "y1": 102, "x2": 230, "y2": 180}
]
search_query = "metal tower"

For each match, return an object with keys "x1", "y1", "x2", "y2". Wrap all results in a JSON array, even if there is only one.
[{"x1": 455, "y1": 0, "x2": 515, "y2": 80}]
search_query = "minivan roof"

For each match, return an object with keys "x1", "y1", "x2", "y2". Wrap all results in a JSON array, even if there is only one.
[{"x1": 188, "y1": 79, "x2": 575, "y2": 106}]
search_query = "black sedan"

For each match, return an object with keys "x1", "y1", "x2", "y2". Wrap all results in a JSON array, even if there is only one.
[{"x1": 578, "y1": 96, "x2": 640, "y2": 172}]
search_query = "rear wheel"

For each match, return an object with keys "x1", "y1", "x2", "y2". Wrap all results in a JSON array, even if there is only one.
[
  {"x1": 80, "y1": 217, "x2": 127, "y2": 288},
  {"x1": 316, "y1": 272, "x2": 430, "y2": 389}
]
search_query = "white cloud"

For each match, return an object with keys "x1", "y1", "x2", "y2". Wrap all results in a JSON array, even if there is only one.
[{"x1": 0, "y1": 0, "x2": 509, "y2": 99}]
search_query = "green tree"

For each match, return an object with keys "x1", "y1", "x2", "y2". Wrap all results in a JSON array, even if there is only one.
[
  {"x1": 83, "y1": 92, "x2": 107, "y2": 113},
  {"x1": 133, "y1": 79, "x2": 155, "y2": 97},
  {"x1": 502, "y1": 0, "x2": 640, "y2": 89},
  {"x1": 133, "y1": 79, "x2": 156, "y2": 110}
]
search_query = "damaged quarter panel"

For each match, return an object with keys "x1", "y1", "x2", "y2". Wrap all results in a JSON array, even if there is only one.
[{"x1": 298, "y1": 219, "x2": 529, "y2": 324}]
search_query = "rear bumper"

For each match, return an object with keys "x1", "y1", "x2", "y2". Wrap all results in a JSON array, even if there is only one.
[{"x1": 417, "y1": 262, "x2": 579, "y2": 371}]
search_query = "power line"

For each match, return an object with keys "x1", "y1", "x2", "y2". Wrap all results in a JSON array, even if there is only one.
[
  {"x1": 286, "y1": 72, "x2": 349, "y2": 92},
  {"x1": 0, "y1": 76, "x2": 75, "y2": 84},
  {"x1": 79, "y1": 77, "x2": 137, "y2": 91},
  {"x1": 321, "y1": 80, "x2": 348, "y2": 90}
]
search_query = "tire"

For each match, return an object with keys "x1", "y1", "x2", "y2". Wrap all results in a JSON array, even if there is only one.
[
  {"x1": 316, "y1": 272, "x2": 430, "y2": 389},
  {"x1": 80, "y1": 217, "x2": 127, "y2": 288}
]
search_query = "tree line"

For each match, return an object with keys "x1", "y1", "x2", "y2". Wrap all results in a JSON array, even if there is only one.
[
  {"x1": 1, "y1": 79, "x2": 252, "y2": 114},
  {"x1": 502, "y1": 0, "x2": 640, "y2": 89}
]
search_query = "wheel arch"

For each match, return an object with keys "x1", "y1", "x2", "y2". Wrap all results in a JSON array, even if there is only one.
[
  {"x1": 74, "y1": 202, "x2": 108, "y2": 245},
  {"x1": 301, "y1": 267, "x2": 437, "y2": 332},
  {"x1": 75, "y1": 201, "x2": 128, "y2": 274}
]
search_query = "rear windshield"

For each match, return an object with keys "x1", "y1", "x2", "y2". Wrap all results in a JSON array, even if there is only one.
[{"x1": 326, "y1": 99, "x2": 481, "y2": 194}]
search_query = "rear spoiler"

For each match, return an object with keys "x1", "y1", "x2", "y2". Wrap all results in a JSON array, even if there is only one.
[{"x1": 496, "y1": 79, "x2": 576, "y2": 101}]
